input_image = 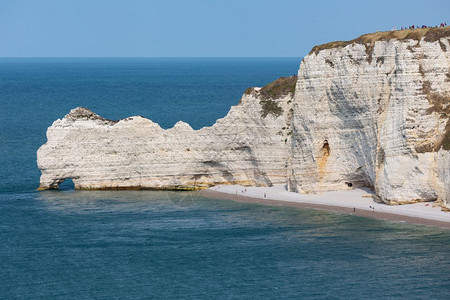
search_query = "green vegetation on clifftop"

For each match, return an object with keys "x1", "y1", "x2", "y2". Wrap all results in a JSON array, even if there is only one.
[
  {"x1": 257, "y1": 76, "x2": 297, "y2": 118},
  {"x1": 259, "y1": 76, "x2": 297, "y2": 100},
  {"x1": 309, "y1": 27, "x2": 450, "y2": 62}
]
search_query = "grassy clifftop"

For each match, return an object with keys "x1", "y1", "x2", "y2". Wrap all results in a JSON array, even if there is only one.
[
  {"x1": 243, "y1": 76, "x2": 297, "y2": 119},
  {"x1": 310, "y1": 27, "x2": 450, "y2": 55},
  {"x1": 245, "y1": 76, "x2": 297, "y2": 100},
  {"x1": 259, "y1": 76, "x2": 297, "y2": 100}
]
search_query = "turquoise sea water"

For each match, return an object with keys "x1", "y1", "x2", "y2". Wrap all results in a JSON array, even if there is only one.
[{"x1": 0, "y1": 58, "x2": 449, "y2": 299}]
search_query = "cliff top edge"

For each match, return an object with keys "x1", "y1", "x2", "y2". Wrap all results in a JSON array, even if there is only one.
[{"x1": 309, "y1": 26, "x2": 450, "y2": 55}]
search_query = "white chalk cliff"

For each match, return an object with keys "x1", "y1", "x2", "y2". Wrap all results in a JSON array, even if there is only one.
[
  {"x1": 37, "y1": 80, "x2": 296, "y2": 191},
  {"x1": 37, "y1": 27, "x2": 450, "y2": 208}
]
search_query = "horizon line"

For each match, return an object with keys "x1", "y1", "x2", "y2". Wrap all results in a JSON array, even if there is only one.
[{"x1": 0, "y1": 56, "x2": 302, "y2": 59}]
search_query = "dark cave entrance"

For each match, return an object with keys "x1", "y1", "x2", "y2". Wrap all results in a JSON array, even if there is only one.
[{"x1": 322, "y1": 140, "x2": 330, "y2": 156}]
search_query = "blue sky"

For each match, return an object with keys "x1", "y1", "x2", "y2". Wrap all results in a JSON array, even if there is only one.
[{"x1": 0, "y1": 0, "x2": 448, "y2": 57}]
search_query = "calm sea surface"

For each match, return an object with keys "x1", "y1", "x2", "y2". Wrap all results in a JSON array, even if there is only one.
[{"x1": 0, "y1": 58, "x2": 449, "y2": 299}]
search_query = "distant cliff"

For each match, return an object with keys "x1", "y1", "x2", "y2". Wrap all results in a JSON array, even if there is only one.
[{"x1": 37, "y1": 27, "x2": 450, "y2": 208}]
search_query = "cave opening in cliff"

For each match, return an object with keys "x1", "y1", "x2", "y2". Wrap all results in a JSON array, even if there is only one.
[
  {"x1": 59, "y1": 178, "x2": 75, "y2": 191},
  {"x1": 322, "y1": 140, "x2": 330, "y2": 156}
]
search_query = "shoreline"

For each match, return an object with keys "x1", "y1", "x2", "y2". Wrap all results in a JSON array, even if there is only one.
[{"x1": 201, "y1": 185, "x2": 450, "y2": 229}]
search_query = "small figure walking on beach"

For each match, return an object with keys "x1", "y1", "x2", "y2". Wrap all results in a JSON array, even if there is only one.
[
  {"x1": 264, "y1": 193, "x2": 266, "y2": 198},
  {"x1": 353, "y1": 207, "x2": 356, "y2": 212}
]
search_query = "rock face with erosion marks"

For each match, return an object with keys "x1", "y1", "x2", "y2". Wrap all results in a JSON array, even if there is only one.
[
  {"x1": 37, "y1": 77, "x2": 296, "y2": 191},
  {"x1": 37, "y1": 27, "x2": 450, "y2": 208},
  {"x1": 288, "y1": 27, "x2": 450, "y2": 207}
]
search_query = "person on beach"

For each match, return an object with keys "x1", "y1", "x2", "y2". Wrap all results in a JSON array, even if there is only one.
[{"x1": 264, "y1": 193, "x2": 266, "y2": 198}]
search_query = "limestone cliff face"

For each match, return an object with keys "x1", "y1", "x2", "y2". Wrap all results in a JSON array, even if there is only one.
[
  {"x1": 37, "y1": 27, "x2": 449, "y2": 207},
  {"x1": 37, "y1": 80, "x2": 295, "y2": 190},
  {"x1": 288, "y1": 27, "x2": 450, "y2": 206},
  {"x1": 437, "y1": 149, "x2": 450, "y2": 209}
]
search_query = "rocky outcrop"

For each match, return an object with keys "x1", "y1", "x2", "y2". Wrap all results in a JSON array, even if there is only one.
[
  {"x1": 37, "y1": 27, "x2": 449, "y2": 208},
  {"x1": 37, "y1": 77, "x2": 296, "y2": 190},
  {"x1": 288, "y1": 27, "x2": 450, "y2": 207}
]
